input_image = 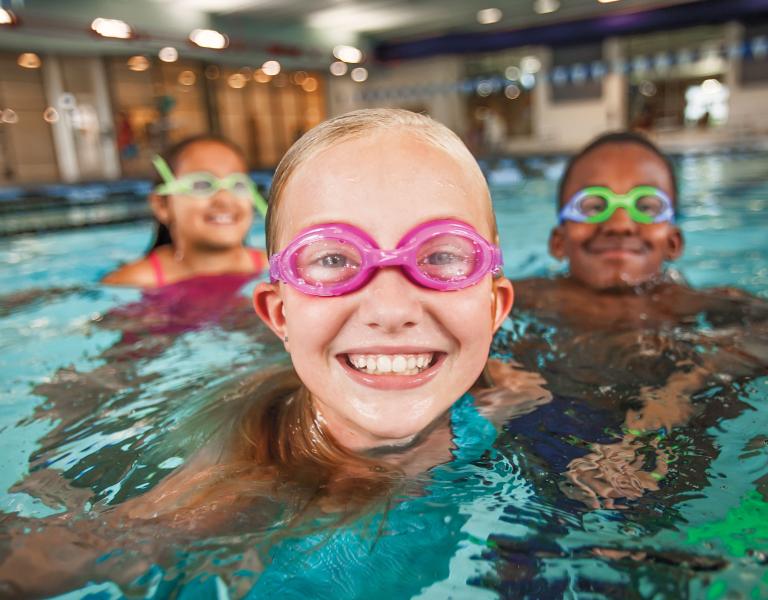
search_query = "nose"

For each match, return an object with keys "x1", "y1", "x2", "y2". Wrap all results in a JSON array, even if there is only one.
[
  {"x1": 209, "y1": 188, "x2": 236, "y2": 206},
  {"x1": 600, "y1": 207, "x2": 638, "y2": 235},
  {"x1": 356, "y1": 267, "x2": 424, "y2": 333}
]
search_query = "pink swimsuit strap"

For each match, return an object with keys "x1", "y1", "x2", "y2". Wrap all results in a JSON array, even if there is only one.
[
  {"x1": 149, "y1": 248, "x2": 265, "y2": 287},
  {"x1": 248, "y1": 248, "x2": 267, "y2": 273},
  {"x1": 148, "y1": 251, "x2": 166, "y2": 287}
]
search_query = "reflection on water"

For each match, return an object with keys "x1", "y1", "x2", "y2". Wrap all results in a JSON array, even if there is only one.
[{"x1": 0, "y1": 153, "x2": 766, "y2": 597}]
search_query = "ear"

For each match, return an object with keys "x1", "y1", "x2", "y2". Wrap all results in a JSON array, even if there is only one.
[
  {"x1": 253, "y1": 282, "x2": 289, "y2": 350},
  {"x1": 491, "y1": 277, "x2": 514, "y2": 332},
  {"x1": 666, "y1": 226, "x2": 684, "y2": 261},
  {"x1": 548, "y1": 225, "x2": 566, "y2": 261},
  {"x1": 149, "y1": 193, "x2": 171, "y2": 225}
]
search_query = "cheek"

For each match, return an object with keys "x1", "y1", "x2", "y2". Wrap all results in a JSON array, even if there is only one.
[
  {"x1": 439, "y1": 286, "x2": 496, "y2": 347},
  {"x1": 283, "y1": 294, "x2": 350, "y2": 353},
  {"x1": 563, "y1": 224, "x2": 594, "y2": 248}
]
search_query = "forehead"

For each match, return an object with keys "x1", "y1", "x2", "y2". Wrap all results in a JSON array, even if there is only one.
[
  {"x1": 176, "y1": 141, "x2": 245, "y2": 175},
  {"x1": 276, "y1": 131, "x2": 492, "y2": 246},
  {"x1": 562, "y1": 142, "x2": 674, "y2": 203}
]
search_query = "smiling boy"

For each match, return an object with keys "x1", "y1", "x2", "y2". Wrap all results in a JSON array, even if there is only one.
[{"x1": 506, "y1": 131, "x2": 768, "y2": 508}]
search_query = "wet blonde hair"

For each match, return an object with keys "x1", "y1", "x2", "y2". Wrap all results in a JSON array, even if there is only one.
[{"x1": 266, "y1": 108, "x2": 496, "y2": 254}]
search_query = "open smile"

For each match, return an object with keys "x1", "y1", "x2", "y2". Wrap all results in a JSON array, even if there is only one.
[
  {"x1": 205, "y1": 213, "x2": 240, "y2": 225},
  {"x1": 336, "y1": 350, "x2": 446, "y2": 390}
]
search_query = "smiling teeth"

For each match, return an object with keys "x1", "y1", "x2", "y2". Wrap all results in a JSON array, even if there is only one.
[
  {"x1": 210, "y1": 214, "x2": 234, "y2": 224},
  {"x1": 347, "y1": 353, "x2": 434, "y2": 375}
]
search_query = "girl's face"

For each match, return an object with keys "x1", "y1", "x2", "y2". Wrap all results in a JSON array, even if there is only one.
[
  {"x1": 254, "y1": 131, "x2": 513, "y2": 451},
  {"x1": 152, "y1": 141, "x2": 254, "y2": 251},
  {"x1": 550, "y1": 143, "x2": 683, "y2": 290}
]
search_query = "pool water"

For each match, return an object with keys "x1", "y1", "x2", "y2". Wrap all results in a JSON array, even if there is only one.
[{"x1": 0, "y1": 152, "x2": 766, "y2": 598}]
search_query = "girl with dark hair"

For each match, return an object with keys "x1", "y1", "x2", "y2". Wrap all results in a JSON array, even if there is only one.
[{"x1": 103, "y1": 134, "x2": 267, "y2": 288}]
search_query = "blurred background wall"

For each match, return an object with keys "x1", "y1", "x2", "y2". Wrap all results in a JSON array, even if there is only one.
[{"x1": 0, "y1": 0, "x2": 767, "y2": 186}]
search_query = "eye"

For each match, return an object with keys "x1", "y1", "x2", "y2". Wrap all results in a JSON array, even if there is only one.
[
  {"x1": 230, "y1": 180, "x2": 250, "y2": 196},
  {"x1": 422, "y1": 251, "x2": 463, "y2": 266},
  {"x1": 295, "y1": 239, "x2": 362, "y2": 285},
  {"x1": 189, "y1": 179, "x2": 215, "y2": 194},
  {"x1": 635, "y1": 195, "x2": 665, "y2": 217},
  {"x1": 416, "y1": 234, "x2": 477, "y2": 280},
  {"x1": 577, "y1": 195, "x2": 607, "y2": 217},
  {"x1": 319, "y1": 253, "x2": 353, "y2": 268}
]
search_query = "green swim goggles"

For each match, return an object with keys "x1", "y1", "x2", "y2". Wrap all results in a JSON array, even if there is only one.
[
  {"x1": 559, "y1": 185, "x2": 675, "y2": 225},
  {"x1": 152, "y1": 155, "x2": 268, "y2": 217}
]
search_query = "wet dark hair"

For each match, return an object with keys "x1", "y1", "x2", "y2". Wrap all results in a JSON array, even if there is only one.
[
  {"x1": 147, "y1": 134, "x2": 248, "y2": 253},
  {"x1": 557, "y1": 131, "x2": 678, "y2": 212}
]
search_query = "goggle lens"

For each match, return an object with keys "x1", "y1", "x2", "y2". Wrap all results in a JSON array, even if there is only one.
[
  {"x1": 295, "y1": 238, "x2": 363, "y2": 286},
  {"x1": 415, "y1": 233, "x2": 479, "y2": 282},
  {"x1": 634, "y1": 193, "x2": 666, "y2": 218}
]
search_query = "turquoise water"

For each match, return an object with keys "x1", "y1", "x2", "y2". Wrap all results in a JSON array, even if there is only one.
[{"x1": 0, "y1": 152, "x2": 766, "y2": 598}]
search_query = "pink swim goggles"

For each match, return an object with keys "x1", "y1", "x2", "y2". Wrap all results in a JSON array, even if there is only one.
[{"x1": 269, "y1": 219, "x2": 503, "y2": 296}]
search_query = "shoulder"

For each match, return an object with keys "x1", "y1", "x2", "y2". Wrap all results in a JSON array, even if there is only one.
[
  {"x1": 510, "y1": 276, "x2": 567, "y2": 310},
  {"x1": 101, "y1": 256, "x2": 159, "y2": 288}
]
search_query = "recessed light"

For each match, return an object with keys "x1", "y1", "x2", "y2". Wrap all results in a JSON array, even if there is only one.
[
  {"x1": 351, "y1": 67, "x2": 368, "y2": 82},
  {"x1": 329, "y1": 61, "x2": 348, "y2": 76},
  {"x1": 534, "y1": 0, "x2": 560, "y2": 14},
  {"x1": 0, "y1": 8, "x2": 18, "y2": 26},
  {"x1": 333, "y1": 45, "x2": 363, "y2": 63},
  {"x1": 520, "y1": 55, "x2": 542, "y2": 73},
  {"x1": 189, "y1": 29, "x2": 228, "y2": 50},
  {"x1": 158, "y1": 47, "x2": 178, "y2": 63},
  {"x1": 17, "y1": 53, "x2": 42, "y2": 69},
  {"x1": 477, "y1": 8, "x2": 502, "y2": 25},
  {"x1": 91, "y1": 18, "x2": 133, "y2": 39},
  {"x1": 127, "y1": 56, "x2": 150, "y2": 72},
  {"x1": 262, "y1": 60, "x2": 281, "y2": 76}
]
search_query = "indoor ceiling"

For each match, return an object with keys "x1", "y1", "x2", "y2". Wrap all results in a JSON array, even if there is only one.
[{"x1": 0, "y1": 0, "x2": 760, "y2": 69}]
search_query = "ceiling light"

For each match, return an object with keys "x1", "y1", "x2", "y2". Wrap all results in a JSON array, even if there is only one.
[
  {"x1": 228, "y1": 73, "x2": 247, "y2": 89},
  {"x1": 329, "y1": 61, "x2": 348, "y2": 76},
  {"x1": 598, "y1": 0, "x2": 621, "y2": 3},
  {"x1": 253, "y1": 69, "x2": 271, "y2": 83},
  {"x1": 17, "y1": 53, "x2": 42, "y2": 69},
  {"x1": 43, "y1": 107, "x2": 60, "y2": 123},
  {"x1": 477, "y1": 8, "x2": 502, "y2": 25},
  {"x1": 533, "y1": 0, "x2": 560, "y2": 14},
  {"x1": 262, "y1": 60, "x2": 281, "y2": 76},
  {"x1": 520, "y1": 55, "x2": 542, "y2": 73},
  {"x1": 91, "y1": 18, "x2": 133, "y2": 40},
  {"x1": 505, "y1": 65, "x2": 521, "y2": 80},
  {"x1": 178, "y1": 70, "x2": 196, "y2": 86},
  {"x1": 351, "y1": 67, "x2": 368, "y2": 82},
  {"x1": 127, "y1": 56, "x2": 150, "y2": 72},
  {"x1": 333, "y1": 45, "x2": 363, "y2": 63},
  {"x1": 0, "y1": 8, "x2": 18, "y2": 25},
  {"x1": 189, "y1": 29, "x2": 228, "y2": 50},
  {"x1": 2, "y1": 109, "x2": 19, "y2": 124},
  {"x1": 505, "y1": 84, "x2": 521, "y2": 100},
  {"x1": 158, "y1": 47, "x2": 178, "y2": 62},
  {"x1": 302, "y1": 77, "x2": 318, "y2": 93}
]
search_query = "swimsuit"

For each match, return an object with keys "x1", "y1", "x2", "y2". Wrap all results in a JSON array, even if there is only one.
[{"x1": 147, "y1": 248, "x2": 266, "y2": 287}]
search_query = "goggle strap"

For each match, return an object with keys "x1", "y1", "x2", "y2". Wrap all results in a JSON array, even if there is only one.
[
  {"x1": 251, "y1": 184, "x2": 268, "y2": 218},
  {"x1": 152, "y1": 155, "x2": 176, "y2": 187}
]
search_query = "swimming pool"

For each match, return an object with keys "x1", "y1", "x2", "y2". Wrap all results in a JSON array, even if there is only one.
[{"x1": 0, "y1": 151, "x2": 766, "y2": 598}]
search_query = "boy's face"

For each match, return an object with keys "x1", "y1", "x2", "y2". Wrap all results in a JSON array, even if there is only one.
[
  {"x1": 550, "y1": 142, "x2": 683, "y2": 290},
  {"x1": 253, "y1": 131, "x2": 513, "y2": 451}
]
